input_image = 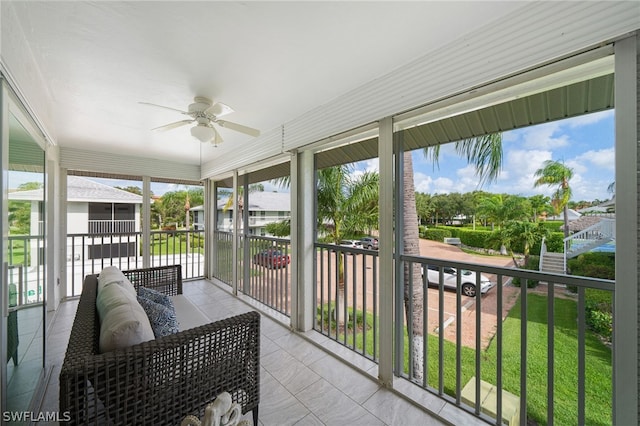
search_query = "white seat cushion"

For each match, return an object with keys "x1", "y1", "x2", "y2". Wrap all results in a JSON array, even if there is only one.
[{"x1": 171, "y1": 295, "x2": 209, "y2": 331}]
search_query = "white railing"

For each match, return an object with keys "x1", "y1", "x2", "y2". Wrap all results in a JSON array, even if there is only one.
[
  {"x1": 564, "y1": 218, "x2": 615, "y2": 259},
  {"x1": 539, "y1": 237, "x2": 547, "y2": 271},
  {"x1": 66, "y1": 229, "x2": 205, "y2": 297},
  {"x1": 87, "y1": 219, "x2": 136, "y2": 234}
]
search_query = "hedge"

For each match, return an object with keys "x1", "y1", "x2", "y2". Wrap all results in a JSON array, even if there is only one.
[
  {"x1": 567, "y1": 252, "x2": 615, "y2": 340},
  {"x1": 432, "y1": 226, "x2": 493, "y2": 248},
  {"x1": 421, "y1": 228, "x2": 452, "y2": 241}
]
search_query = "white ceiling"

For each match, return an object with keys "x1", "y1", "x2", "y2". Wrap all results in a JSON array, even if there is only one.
[{"x1": 7, "y1": 1, "x2": 527, "y2": 167}]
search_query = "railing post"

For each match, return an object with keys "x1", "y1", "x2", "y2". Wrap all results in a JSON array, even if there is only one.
[{"x1": 141, "y1": 177, "x2": 151, "y2": 269}]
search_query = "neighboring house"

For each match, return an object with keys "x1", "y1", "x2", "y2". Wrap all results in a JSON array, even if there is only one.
[
  {"x1": 10, "y1": 176, "x2": 143, "y2": 260},
  {"x1": 546, "y1": 208, "x2": 582, "y2": 222},
  {"x1": 191, "y1": 192, "x2": 291, "y2": 237}
]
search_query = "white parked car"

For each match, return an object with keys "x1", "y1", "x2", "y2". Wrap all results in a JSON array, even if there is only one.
[
  {"x1": 422, "y1": 265, "x2": 495, "y2": 297},
  {"x1": 339, "y1": 240, "x2": 363, "y2": 249}
]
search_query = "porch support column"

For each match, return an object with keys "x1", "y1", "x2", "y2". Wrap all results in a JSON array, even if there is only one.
[
  {"x1": 242, "y1": 173, "x2": 250, "y2": 294},
  {"x1": 614, "y1": 33, "x2": 638, "y2": 426},
  {"x1": 59, "y1": 168, "x2": 68, "y2": 297},
  {"x1": 142, "y1": 176, "x2": 151, "y2": 269},
  {"x1": 378, "y1": 116, "x2": 394, "y2": 386},
  {"x1": 292, "y1": 149, "x2": 315, "y2": 331},
  {"x1": 204, "y1": 179, "x2": 216, "y2": 279},
  {"x1": 231, "y1": 171, "x2": 239, "y2": 295},
  {"x1": 46, "y1": 158, "x2": 59, "y2": 311}
]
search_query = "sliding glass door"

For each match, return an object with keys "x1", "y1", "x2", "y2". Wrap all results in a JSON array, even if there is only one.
[{"x1": 1, "y1": 79, "x2": 47, "y2": 415}]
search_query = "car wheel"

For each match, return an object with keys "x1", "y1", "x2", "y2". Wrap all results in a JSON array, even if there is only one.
[{"x1": 462, "y1": 283, "x2": 476, "y2": 297}]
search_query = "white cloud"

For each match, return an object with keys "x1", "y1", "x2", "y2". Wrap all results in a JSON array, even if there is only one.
[
  {"x1": 414, "y1": 172, "x2": 433, "y2": 193},
  {"x1": 431, "y1": 177, "x2": 454, "y2": 194},
  {"x1": 520, "y1": 122, "x2": 569, "y2": 149},
  {"x1": 565, "y1": 109, "x2": 614, "y2": 128},
  {"x1": 570, "y1": 148, "x2": 615, "y2": 172},
  {"x1": 362, "y1": 158, "x2": 379, "y2": 173},
  {"x1": 488, "y1": 149, "x2": 553, "y2": 194}
]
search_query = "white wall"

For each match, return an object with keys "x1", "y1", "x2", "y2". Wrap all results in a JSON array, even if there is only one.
[{"x1": 67, "y1": 202, "x2": 87, "y2": 234}]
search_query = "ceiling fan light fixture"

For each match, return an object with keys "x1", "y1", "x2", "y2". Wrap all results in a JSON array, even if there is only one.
[{"x1": 190, "y1": 124, "x2": 215, "y2": 143}]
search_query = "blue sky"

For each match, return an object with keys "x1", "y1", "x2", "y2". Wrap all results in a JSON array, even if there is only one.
[{"x1": 354, "y1": 109, "x2": 615, "y2": 203}]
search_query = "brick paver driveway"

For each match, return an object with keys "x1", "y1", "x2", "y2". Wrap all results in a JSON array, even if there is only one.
[{"x1": 316, "y1": 239, "x2": 520, "y2": 349}]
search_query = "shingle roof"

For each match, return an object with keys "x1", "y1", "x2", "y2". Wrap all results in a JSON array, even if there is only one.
[{"x1": 8, "y1": 176, "x2": 143, "y2": 203}]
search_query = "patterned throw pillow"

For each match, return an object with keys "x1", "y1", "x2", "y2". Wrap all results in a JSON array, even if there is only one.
[
  {"x1": 138, "y1": 286, "x2": 173, "y2": 309},
  {"x1": 137, "y1": 296, "x2": 179, "y2": 338}
]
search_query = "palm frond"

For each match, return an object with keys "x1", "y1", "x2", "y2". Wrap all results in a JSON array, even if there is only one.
[{"x1": 454, "y1": 133, "x2": 503, "y2": 187}]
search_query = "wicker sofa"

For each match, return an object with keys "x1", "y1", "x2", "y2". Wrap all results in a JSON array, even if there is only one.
[{"x1": 59, "y1": 265, "x2": 260, "y2": 425}]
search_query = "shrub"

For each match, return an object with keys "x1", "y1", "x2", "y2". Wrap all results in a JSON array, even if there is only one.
[
  {"x1": 422, "y1": 228, "x2": 451, "y2": 241},
  {"x1": 566, "y1": 253, "x2": 614, "y2": 340},
  {"x1": 586, "y1": 306, "x2": 613, "y2": 339},
  {"x1": 567, "y1": 252, "x2": 615, "y2": 279},
  {"x1": 433, "y1": 226, "x2": 494, "y2": 249},
  {"x1": 530, "y1": 232, "x2": 564, "y2": 254},
  {"x1": 512, "y1": 255, "x2": 540, "y2": 288}
]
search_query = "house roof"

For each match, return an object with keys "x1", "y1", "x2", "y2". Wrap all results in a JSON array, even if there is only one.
[
  {"x1": 191, "y1": 192, "x2": 291, "y2": 212},
  {"x1": 547, "y1": 209, "x2": 582, "y2": 222},
  {"x1": 9, "y1": 176, "x2": 143, "y2": 204}
]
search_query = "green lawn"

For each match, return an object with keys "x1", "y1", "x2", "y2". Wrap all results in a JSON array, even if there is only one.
[
  {"x1": 326, "y1": 294, "x2": 612, "y2": 425},
  {"x1": 149, "y1": 234, "x2": 204, "y2": 255}
]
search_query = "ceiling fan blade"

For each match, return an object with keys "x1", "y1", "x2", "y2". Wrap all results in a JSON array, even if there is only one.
[
  {"x1": 139, "y1": 102, "x2": 189, "y2": 115},
  {"x1": 205, "y1": 102, "x2": 234, "y2": 118},
  {"x1": 216, "y1": 120, "x2": 260, "y2": 137},
  {"x1": 152, "y1": 119, "x2": 194, "y2": 131}
]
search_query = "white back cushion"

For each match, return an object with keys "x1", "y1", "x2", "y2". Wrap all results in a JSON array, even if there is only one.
[
  {"x1": 97, "y1": 271, "x2": 154, "y2": 353},
  {"x1": 98, "y1": 266, "x2": 136, "y2": 297}
]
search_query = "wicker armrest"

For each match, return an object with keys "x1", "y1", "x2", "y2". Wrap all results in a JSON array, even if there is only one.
[{"x1": 123, "y1": 264, "x2": 183, "y2": 296}]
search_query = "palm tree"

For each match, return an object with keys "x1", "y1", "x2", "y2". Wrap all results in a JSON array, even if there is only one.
[
  {"x1": 271, "y1": 166, "x2": 379, "y2": 324},
  {"x1": 316, "y1": 166, "x2": 379, "y2": 324},
  {"x1": 534, "y1": 160, "x2": 574, "y2": 238},
  {"x1": 404, "y1": 133, "x2": 503, "y2": 380},
  {"x1": 498, "y1": 220, "x2": 550, "y2": 267}
]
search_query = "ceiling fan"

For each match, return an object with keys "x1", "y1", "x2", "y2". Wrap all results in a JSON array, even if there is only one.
[{"x1": 140, "y1": 96, "x2": 260, "y2": 145}]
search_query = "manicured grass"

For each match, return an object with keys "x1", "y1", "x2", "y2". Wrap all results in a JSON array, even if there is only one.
[
  {"x1": 483, "y1": 294, "x2": 612, "y2": 426},
  {"x1": 150, "y1": 234, "x2": 204, "y2": 255},
  {"x1": 326, "y1": 293, "x2": 612, "y2": 425}
]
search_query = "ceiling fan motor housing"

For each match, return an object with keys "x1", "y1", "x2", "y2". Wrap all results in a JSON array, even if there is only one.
[{"x1": 188, "y1": 97, "x2": 213, "y2": 115}]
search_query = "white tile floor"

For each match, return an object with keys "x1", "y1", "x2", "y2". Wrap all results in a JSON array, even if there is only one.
[{"x1": 38, "y1": 279, "x2": 486, "y2": 426}]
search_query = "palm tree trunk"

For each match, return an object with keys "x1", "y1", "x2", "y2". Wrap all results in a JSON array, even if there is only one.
[
  {"x1": 402, "y1": 151, "x2": 424, "y2": 380},
  {"x1": 563, "y1": 204, "x2": 570, "y2": 238}
]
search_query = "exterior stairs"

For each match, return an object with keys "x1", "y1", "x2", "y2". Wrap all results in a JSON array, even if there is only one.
[
  {"x1": 539, "y1": 252, "x2": 565, "y2": 274},
  {"x1": 539, "y1": 217, "x2": 615, "y2": 276},
  {"x1": 564, "y1": 218, "x2": 615, "y2": 259}
]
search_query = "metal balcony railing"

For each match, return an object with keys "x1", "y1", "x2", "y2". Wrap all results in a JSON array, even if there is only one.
[
  {"x1": 212, "y1": 231, "x2": 292, "y2": 317},
  {"x1": 210, "y1": 232, "x2": 614, "y2": 425},
  {"x1": 87, "y1": 219, "x2": 136, "y2": 234},
  {"x1": 315, "y1": 242, "x2": 379, "y2": 362},
  {"x1": 66, "y1": 229, "x2": 205, "y2": 297},
  {"x1": 400, "y1": 255, "x2": 613, "y2": 426},
  {"x1": 7, "y1": 234, "x2": 45, "y2": 308}
]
